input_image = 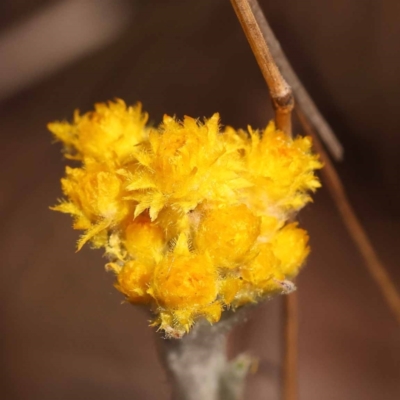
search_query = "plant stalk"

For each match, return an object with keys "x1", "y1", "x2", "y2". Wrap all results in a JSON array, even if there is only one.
[
  {"x1": 157, "y1": 311, "x2": 252, "y2": 400},
  {"x1": 230, "y1": 0, "x2": 294, "y2": 136}
]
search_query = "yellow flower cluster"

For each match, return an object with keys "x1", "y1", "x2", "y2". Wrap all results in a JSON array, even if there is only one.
[{"x1": 49, "y1": 99, "x2": 322, "y2": 337}]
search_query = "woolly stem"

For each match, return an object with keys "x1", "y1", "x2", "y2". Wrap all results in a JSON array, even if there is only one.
[{"x1": 157, "y1": 310, "x2": 251, "y2": 400}]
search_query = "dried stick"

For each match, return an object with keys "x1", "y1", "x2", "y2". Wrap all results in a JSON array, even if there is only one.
[
  {"x1": 283, "y1": 293, "x2": 298, "y2": 400},
  {"x1": 230, "y1": 0, "x2": 294, "y2": 136},
  {"x1": 230, "y1": 1, "x2": 299, "y2": 399},
  {"x1": 247, "y1": 0, "x2": 343, "y2": 161},
  {"x1": 297, "y1": 108, "x2": 400, "y2": 325},
  {"x1": 232, "y1": 0, "x2": 400, "y2": 396}
]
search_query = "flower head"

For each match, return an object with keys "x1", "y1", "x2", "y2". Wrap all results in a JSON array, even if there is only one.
[{"x1": 50, "y1": 99, "x2": 322, "y2": 337}]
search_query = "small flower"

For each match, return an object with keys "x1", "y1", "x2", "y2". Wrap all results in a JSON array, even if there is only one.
[
  {"x1": 50, "y1": 100, "x2": 322, "y2": 337},
  {"x1": 48, "y1": 100, "x2": 148, "y2": 162},
  {"x1": 194, "y1": 203, "x2": 261, "y2": 268}
]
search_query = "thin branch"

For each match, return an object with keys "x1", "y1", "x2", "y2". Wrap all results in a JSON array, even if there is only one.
[
  {"x1": 283, "y1": 293, "x2": 298, "y2": 400},
  {"x1": 246, "y1": 0, "x2": 344, "y2": 161},
  {"x1": 230, "y1": 2, "x2": 298, "y2": 399},
  {"x1": 230, "y1": 0, "x2": 294, "y2": 136},
  {"x1": 232, "y1": 2, "x2": 400, "y2": 397},
  {"x1": 296, "y1": 107, "x2": 400, "y2": 325}
]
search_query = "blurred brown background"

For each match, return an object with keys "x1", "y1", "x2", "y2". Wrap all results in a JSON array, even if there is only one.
[{"x1": 1, "y1": 1, "x2": 399, "y2": 399}]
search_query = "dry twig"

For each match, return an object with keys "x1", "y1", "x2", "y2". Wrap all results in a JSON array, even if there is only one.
[
  {"x1": 283, "y1": 292, "x2": 298, "y2": 400},
  {"x1": 296, "y1": 108, "x2": 400, "y2": 325},
  {"x1": 230, "y1": 0, "x2": 294, "y2": 136},
  {"x1": 239, "y1": 0, "x2": 400, "y2": 326},
  {"x1": 231, "y1": 2, "x2": 400, "y2": 400},
  {"x1": 230, "y1": 1, "x2": 299, "y2": 399},
  {"x1": 245, "y1": 0, "x2": 344, "y2": 161}
]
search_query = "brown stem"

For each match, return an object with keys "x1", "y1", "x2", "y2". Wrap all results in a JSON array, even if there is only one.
[
  {"x1": 246, "y1": 0, "x2": 343, "y2": 161},
  {"x1": 296, "y1": 107, "x2": 400, "y2": 325},
  {"x1": 283, "y1": 293, "x2": 298, "y2": 400},
  {"x1": 230, "y1": 0, "x2": 294, "y2": 136},
  {"x1": 230, "y1": 1, "x2": 300, "y2": 398}
]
